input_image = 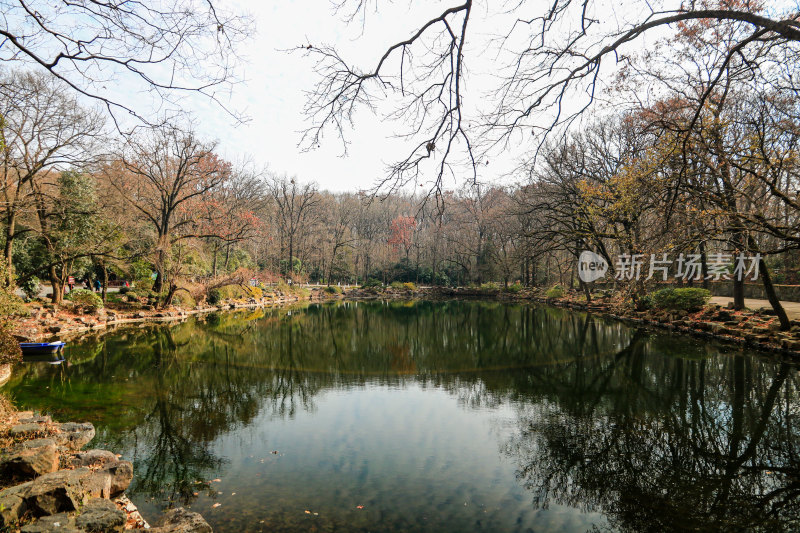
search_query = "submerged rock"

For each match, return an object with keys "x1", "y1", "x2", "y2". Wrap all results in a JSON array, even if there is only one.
[{"x1": 150, "y1": 508, "x2": 212, "y2": 533}]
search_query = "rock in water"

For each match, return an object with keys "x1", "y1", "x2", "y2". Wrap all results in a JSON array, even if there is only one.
[{"x1": 151, "y1": 508, "x2": 213, "y2": 533}]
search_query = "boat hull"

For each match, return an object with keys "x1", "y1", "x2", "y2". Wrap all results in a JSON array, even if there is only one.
[{"x1": 19, "y1": 342, "x2": 65, "y2": 356}]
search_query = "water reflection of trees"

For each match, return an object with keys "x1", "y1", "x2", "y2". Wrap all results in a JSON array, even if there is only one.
[
  {"x1": 8, "y1": 302, "x2": 800, "y2": 530},
  {"x1": 498, "y1": 335, "x2": 800, "y2": 532}
]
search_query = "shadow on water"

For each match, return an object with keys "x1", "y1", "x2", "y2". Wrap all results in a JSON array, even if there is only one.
[{"x1": 5, "y1": 301, "x2": 800, "y2": 532}]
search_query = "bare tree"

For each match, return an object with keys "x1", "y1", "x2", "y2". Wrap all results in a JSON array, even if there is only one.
[
  {"x1": 0, "y1": 0, "x2": 252, "y2": 126},
  {"x1": 300, "y1": 1, "x2": 799, "y2": 195},
  {"x1": 267, "y1": 174, "x2": 320, "y2": 279},
  {"x1": 0, "y1": 70, "x2": 104, "y2": 285},
  {"x1": 110, "y1": 125, "x2": 230, "y2": 293}
]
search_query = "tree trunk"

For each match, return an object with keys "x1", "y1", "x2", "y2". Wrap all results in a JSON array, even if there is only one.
[
  {"x1": 49, "y1": 264, "x2": 64, "y2": 305},
  {"x1": 732, "y1": 269, "x2": 745, "y2": 310},
  {"x1": 580, "y1": 279, "x2": 592, "y2": 304},
  {"x1": 153, "y1": 244, "x2": 165, "y2": 294},
  {"x1": 4, "y1": 211, "x2": 16, "y2": 286},
  {"x1": 153, "y1": 270, "x2": 163, "y2": 294},
  {"x1": 212, "y1": 242, "x2": 219, "y2": 278},
  {"x1": 288, "y1": 234, "x2": 294, "y2": 278},
  {"x1": 759, "y1": 257, "x2": 790, "y2": 330},
  {"x1": 699, "y1": 241, "x2": 709, "y2": 290},
  {"x1": 161, "y1": 283, "x2": 178, "y2": 308},
  {"x1": 101, "y1": 263, "x2": 109, "y2": 302}
]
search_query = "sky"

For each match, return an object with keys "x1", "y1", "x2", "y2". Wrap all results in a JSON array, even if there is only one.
[
  {"x1": 191, "y1": 0, "x2": 656, "y2": 193},
  {"x1": 184, "y1": 1, "x2": 562, "y2": 194},
  {"x1": 193, "y1": 1, "x2": 452, "y2": 193},
  {"x1": 1, "y1": 0, "x2": 681, "y2": 192}
]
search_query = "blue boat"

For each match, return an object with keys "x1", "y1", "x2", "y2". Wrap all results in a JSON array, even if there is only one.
[{"x1": 19, "y1": 342, "x2": 65, "y2": 356}]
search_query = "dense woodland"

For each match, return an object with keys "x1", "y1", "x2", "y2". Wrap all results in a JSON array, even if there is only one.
[{"x1": 0, "y1": 1, "x2": 798, "y2": 326}]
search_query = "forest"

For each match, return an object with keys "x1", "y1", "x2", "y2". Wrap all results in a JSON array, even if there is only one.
[{"x1": 0, "y1": 1, "x2": 798, "y2": 322}]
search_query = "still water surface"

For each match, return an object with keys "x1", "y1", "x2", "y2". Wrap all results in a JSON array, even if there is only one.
[{"x1": 6, "y1": 301, "x2": 800, "y2": 532}]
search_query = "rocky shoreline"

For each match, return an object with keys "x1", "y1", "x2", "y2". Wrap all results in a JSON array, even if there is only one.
[
  {"x1": 12, "y1": 291, "x2": 326, "y2": 343},
  {"x1": 12, "y1": 284, "x2": 800, "y2": 359},
  {"x1": 528, "y1": 295, "x2": 800, "y2": 358},
  {"x1": 0, "y1": 401, "x2": 211, "y2": 532},
  {"x1": 345, "y1": 286, "x2": 800, "y2": 358}
]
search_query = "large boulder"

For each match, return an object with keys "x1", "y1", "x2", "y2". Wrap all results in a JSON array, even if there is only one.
[
  {"x1": 150, "y1": 508, "x2": 212, "y2": 533},
  {"x1": 54, "y1": 423, "x2": 95, "y2": 451},
  {"x1": 19, "y1": 513, "x2": 82, "y2": 532},
  {"x1": 65, "y1": 452, "x2": 131, "y2": 496},
  {"x1": 1, "y1": 438, "x2": 59, "y2": 478},
  {"x1": 0, "y1": 483, "x2": 28, "y2": 527},
  {"x1": 0, "y1": 465, "x2": 125, "y2": 524},
  {"x1": 98, "y1": 460, "x2": 133, "y2": 497},
  {"x1": 75, "y1": 498, "x2": 125, "y2": 532},
  {"x1": 9, "y1": 423, "x2": 49, "y2": 439},
  {"x1": 68, "y1": 449, "x2": 117, "y2": 469},
  {"x1": 22, "y1": 467, "x2": 93, "y2": 516},
  {"x1": 18, "y1": 416, "x2": 52, "y2": 425}
]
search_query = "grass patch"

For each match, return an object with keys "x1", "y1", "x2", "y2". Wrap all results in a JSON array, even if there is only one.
[{"x1": 545, "y1": 285, "x2": 566, "y2": 299}]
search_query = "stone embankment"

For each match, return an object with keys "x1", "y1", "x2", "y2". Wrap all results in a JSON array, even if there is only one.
[
  {"x1": 13, "y1": 290, "x2": 326, "y2": 342},
  {"x1": 533, "y1": 296, "x2": 800, "y2": 357},
  {"x1": 345, "y1": 286, "x2": 800, "y2": 357},
  {"x1": 0, "y1": 404, "x2": 212, "y2": 532}
]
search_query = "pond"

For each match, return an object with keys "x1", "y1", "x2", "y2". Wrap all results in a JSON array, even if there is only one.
[{"x1": 5, "y1": 301, "x2": 800, "y2": 532}]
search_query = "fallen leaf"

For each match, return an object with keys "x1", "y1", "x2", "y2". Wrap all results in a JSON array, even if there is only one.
[
  {"x1": 212, "y1": 478, "x2": 221, "y2": 482},
  {"x1": 304, "y1": 510, "x2": 311, "y2": 514},
  {"x1": 356, "y1": 505, "x2": 364, "y2": 510},
  {"x1": 212, "y1": 503, "x2": 221, "y2": 508}
]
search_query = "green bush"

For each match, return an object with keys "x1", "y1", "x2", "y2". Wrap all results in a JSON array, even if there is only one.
[
  {"x1": 480, "y1": 282, "x2": 500, "y2": 292},
  {"x1": 244, "y1": 286, "x2": 263, "y2": 299},
  {"x1": 361, "y1": 278, "x2": 383, "y2": 290},
  {"x1": 172, "y1": 292, "x2": 196, "y2": 307},
  {"x1": 546, "y1": 285, "x2": 566, "y2": 299},
  {"x1": 66, "y1": 288, "x2": 103, "y2": 311},
  {"x1": 207, "y1": 288, "x2": 222, "y2": 305},
  {"x1": 324, "y1": 285, "x2": 342, "y2": 294},
  {"x1": 651, "y1": 287, "x2": 711, "y2": 312},
  {"x1": 505, "y1": 282, "x2": 523, "y2": 293},
  {"x1": 105, "y1": 293, "x2": 123, "y2": 304},
  {"x1": 119, "y1": 286, "x2": 130, "y2": 295},
  {"x1": 135, "y1": 279, "x2": 154, "y2": 292},
  {"x1": 389, "y1": 281, "x2": 404, "y2": 290},
  {"x1": 21, "y1": 277, "x2": 40, "y2": 300},
  {"x1": 402, "y1": 282, "x2": 416, "y2": 291}
]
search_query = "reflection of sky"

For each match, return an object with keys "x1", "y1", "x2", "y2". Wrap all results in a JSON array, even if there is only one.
[{"x1": 135, "y1": 383, "x2": 610, "y2": 532}]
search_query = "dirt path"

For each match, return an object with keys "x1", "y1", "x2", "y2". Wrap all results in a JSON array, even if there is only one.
[{"x1": 709, "y1": 296, "x2": 800, "y2": 320}]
